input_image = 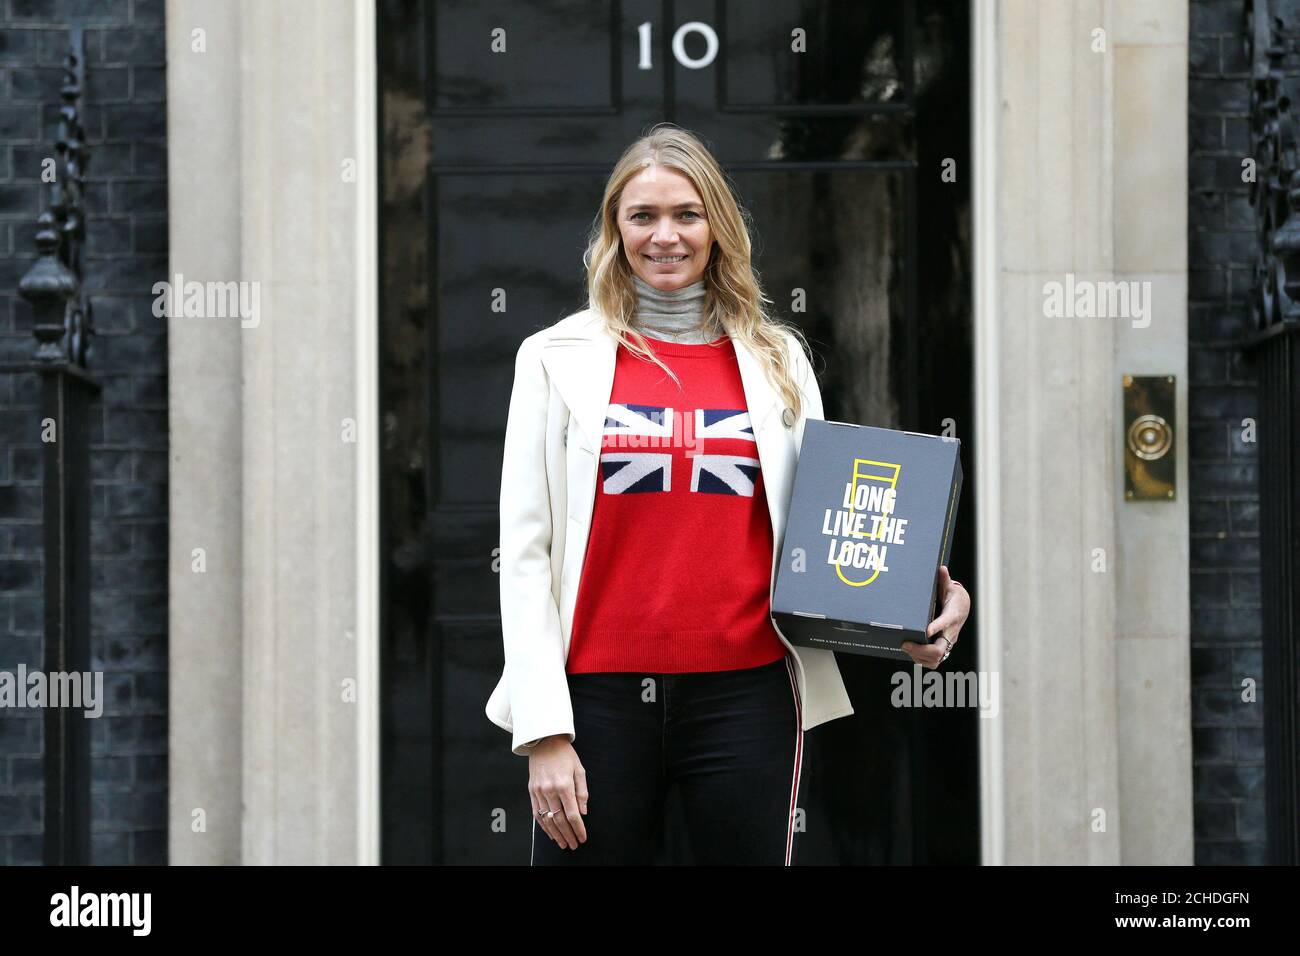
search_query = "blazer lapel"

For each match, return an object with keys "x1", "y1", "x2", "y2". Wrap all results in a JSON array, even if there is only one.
[
  {"x1": 538, "y1": 311, "x2": 616, "y2": 454},
  {"x1": 730, "y1": 330, "x2": 790, "y2": 577},
  {"x1": 728, "y1": 329, "x2": 784, "y2": 439}
]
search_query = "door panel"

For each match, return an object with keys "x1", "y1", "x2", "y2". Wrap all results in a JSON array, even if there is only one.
[{"x1": 379, "y1": 0, "x2": 973, "y2": 865}]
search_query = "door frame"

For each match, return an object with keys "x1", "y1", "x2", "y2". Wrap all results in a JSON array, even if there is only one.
[
  {"x1": 358, "y1": 0, "x2": 999, "y2": 867},
  {"x1": 971, "y1": 0, "x2": 1003, "y2": 868},
  {"x1": 358, "y1": 0, "x2": 382, "y2": 867}
]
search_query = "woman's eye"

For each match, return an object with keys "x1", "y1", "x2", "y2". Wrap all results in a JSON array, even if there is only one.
[{"x1": 631, "y1": 211, "x2": 700, "y2": 221}]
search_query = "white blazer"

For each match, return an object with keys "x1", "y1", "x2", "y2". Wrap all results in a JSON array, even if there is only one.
[{"x1": 485, "y1": 307, "x2": 855, "y2": 755}]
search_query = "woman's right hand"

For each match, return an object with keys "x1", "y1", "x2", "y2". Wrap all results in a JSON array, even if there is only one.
[{"x1": 528, "y1": 736, "x2": 589, "y2": 850}]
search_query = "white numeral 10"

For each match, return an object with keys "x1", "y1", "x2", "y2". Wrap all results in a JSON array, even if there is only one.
[{"x1": 638, "y1": 20, "x2": 719, "y2": 70}]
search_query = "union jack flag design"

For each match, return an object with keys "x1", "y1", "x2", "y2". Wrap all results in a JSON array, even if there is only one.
[
  {"x1": 690, "y1": 408, "x2": 760, "y2": 495},
  {"x1": 599, "y1": 404, "x2": 760, "y2": 496}
]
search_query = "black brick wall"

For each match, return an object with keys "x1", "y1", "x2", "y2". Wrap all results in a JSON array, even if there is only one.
[
  {"x1": 1188, "y1": 0, "x2": 1269, "y2": 865},
  {"x1": 0, "y1": 0, "x2": 167, "y2": 865}
]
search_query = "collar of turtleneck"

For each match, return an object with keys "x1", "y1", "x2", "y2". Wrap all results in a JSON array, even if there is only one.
[{"x1": 631, "y1": 274, "x2": 718, "y2": 345}]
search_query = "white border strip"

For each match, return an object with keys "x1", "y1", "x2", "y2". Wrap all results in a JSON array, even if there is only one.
[
  {"x1": 972, "y1": 0, "x2": 1005, "y2": 867},
  {"x1": 355, "y1": 0, "x2": 381, "y2": 866}
]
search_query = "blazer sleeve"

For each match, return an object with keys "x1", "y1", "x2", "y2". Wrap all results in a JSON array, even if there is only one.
[{"x1": 498, "y1": 335, "x2": 576, "y2": 756}]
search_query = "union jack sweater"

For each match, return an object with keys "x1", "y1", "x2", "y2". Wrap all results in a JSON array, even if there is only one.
[{"x1": 564, "y1": 333, "x2": 789, "y2": 673}]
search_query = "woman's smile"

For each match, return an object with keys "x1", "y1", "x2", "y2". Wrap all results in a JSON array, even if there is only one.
[{"x1": 646, "y1": 253, "x2": 689, "y2": 267}]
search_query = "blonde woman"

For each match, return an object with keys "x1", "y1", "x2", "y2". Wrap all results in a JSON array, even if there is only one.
[{"x1": 485, "y1": 124, "x2": 971, "y2": 865}]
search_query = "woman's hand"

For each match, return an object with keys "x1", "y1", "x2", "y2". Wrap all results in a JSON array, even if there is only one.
[
  {"x1": 528, "y1": 736, "x2": 589, "y2": 850},
  {"x1": 900, "y1": 566, "x2": 970, "y2": 669}
]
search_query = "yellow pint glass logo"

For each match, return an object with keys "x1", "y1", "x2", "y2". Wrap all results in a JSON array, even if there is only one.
[{"x1": 835, "y1": 458, "x2": 901, "y2": 587}]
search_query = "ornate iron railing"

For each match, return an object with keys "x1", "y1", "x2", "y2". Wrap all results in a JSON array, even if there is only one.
[
  {"x1": 7, "y1": 24, "x2": 99, "y2": 866},
  {"x1": 1245, "y1": 0, "x2": 1299, "y2": 867}
]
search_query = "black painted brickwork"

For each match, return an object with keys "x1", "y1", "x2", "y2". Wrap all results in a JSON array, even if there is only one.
[
  {"x1": 0, "y1": 0, "x2": 167, "y2": 865},
  {"x1": 1189, "y1": 0, "x2": 1272, "y2": 865}
]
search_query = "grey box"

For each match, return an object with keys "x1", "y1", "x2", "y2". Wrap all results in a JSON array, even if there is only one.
[{"x1": 772, "y1": 419, "x2": 963, "y2": 660}]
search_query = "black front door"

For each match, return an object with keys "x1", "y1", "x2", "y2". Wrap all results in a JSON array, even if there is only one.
[{"x1": 378, "y1": 0, "x2": 975, "y2": 865}]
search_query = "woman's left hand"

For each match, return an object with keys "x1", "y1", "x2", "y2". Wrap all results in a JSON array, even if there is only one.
[{"x1": 900, "y1": 566, "x2": 970, "y2": 669}]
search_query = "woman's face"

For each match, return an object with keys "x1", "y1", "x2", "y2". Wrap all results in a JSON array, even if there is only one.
[{"x1": 617, "y1": 164, "x2": 715, "y2": 291}]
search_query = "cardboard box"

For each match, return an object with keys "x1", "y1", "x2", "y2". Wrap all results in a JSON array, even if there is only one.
[{"x1": 772, "y1": 419, "x2": 963, "y2": 660}]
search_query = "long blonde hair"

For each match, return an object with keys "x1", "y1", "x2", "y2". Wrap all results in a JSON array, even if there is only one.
[{"x1": 582, "y1": 123, "x2": 810, "y2": 419}]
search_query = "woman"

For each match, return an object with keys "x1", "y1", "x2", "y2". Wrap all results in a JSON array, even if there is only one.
[{"x1": 484, "y1": 124, "x2": 971, "y2": 865}]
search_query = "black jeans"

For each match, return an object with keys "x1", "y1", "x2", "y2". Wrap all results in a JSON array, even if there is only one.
[{"x1": 530, "y1": 654, "x2": 805, "y2": 866}]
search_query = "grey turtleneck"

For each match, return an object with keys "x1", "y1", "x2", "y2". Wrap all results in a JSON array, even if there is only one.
[{"x1": 631, "y1": 274, "x2": 719, "y2": 345}]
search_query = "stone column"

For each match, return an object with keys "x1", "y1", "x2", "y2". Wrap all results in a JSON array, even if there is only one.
[
  {"x1": 166, "y1": 0, "x2": 378, "y2": 864},
  {"x1": 978, "y1": 0, "x2": 1191, "y2": 864},
  {"x1": 1109, "y1": 1, "x2": 1192, "y2": 867}
]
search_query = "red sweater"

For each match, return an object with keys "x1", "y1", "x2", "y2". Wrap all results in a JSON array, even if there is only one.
[{"x1": 564, "y1": 333, "x2": 789, "y2": 674}]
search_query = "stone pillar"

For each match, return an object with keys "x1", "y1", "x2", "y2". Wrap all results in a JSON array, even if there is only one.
[
  {"x1": 977, "y1": 0, "x2": 1192, "y2": 864},
  {"x1": 1109, "y1": 1, "x2": 1192, "y2": 867},
  {"x1": 166, "y1": 0, "x2": 378, "y2": 864}
]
